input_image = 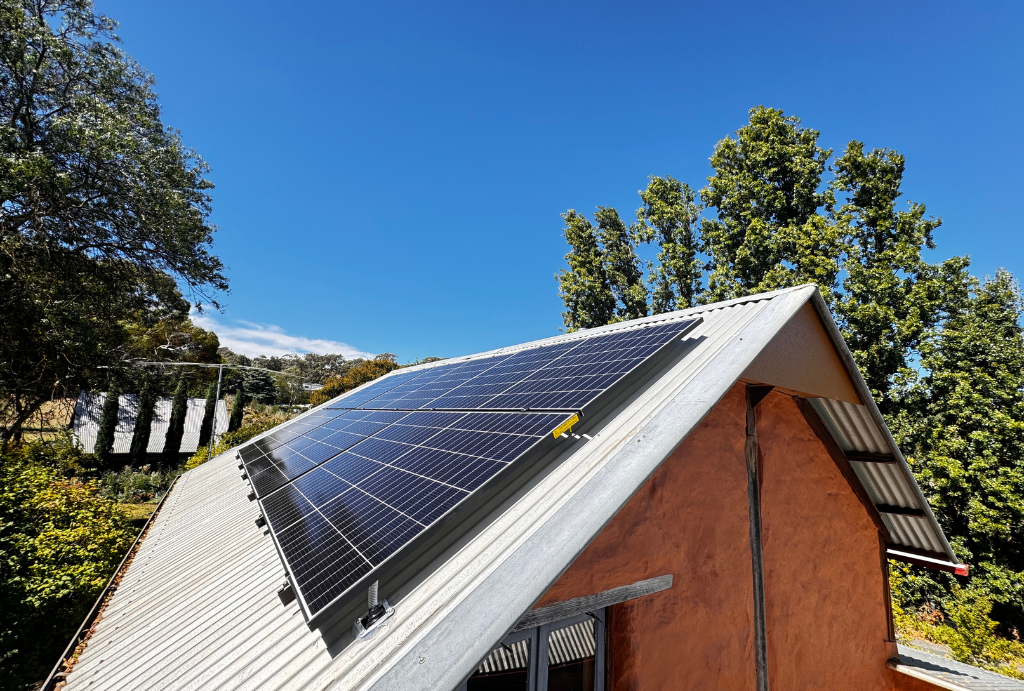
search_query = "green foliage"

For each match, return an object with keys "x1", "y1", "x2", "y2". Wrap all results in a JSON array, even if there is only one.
[
  {"x1": 594, "y1": 206, "x2": 647, "y2": 321},
  {"x1": 126, "y1": 316, "x2": 222, "y2": 365},
  {"x1": 93, "y1": 384, "x2": 121, "y2": 470},
  {"x1": 161, "y1": 375, "x2": 189, "y2": 463},
  {"x1": 635, "y1": 175, "x2": 703, "y2": 312},
  {"x1": 556, "y1": 210, "x2": 616, "y2": 331},
  {"x1": 0, "y1": 438, "x2": 134, "y2": 689},
  {"x1": 700, "y1": 106, "x2": 835, "y2": 302},
  {"x1": 831, "y1": 142, "x2": 957, "y2": 408},
  {"x1": 196, "y1": 383, "x2": 218, "y2": 450},
  {"x1": 129, "y1": 376, "x2": 158, "y2": 462},
  {"x1": 892, "y1": 271, "x2": 1024, "y2": 627},
  {"x1": 891, "y1": 565, "x2": 1024, "y2": 678},
  {"x1": 241, "y1": 368, "x2": 278, "y2": 405},
  {"x1": 97, "y1": 465, "x2": 179, "y2": 503},
  {"x1": 0, "y1": 0, "x2": 226, "y2": 447},
  {"x1": 228, "y1": 387, "x2": 245, "y2": 432}
]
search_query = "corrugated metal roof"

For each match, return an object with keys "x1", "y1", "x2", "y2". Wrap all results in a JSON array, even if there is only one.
[
  {"x1": 893, "y1": 644, "x2": 1024, "y2": 690},
  {"x1": 61, "y1": 285, "x2": 959, "y2": 691},
  {"x1": 73, "y1": 392, "x2": 228, "y2": 455}
]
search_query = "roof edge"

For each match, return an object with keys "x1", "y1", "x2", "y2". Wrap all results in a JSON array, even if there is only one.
[
  {"x1": 805, "y1": 291, "x2": 958, "y2": 564},
  {"x1": 358, "y1": 288, "x2": 814, "y2": 691}
]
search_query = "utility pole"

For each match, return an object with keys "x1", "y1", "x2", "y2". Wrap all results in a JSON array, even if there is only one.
[
  {"x1": 208, "y1": 364, "x2": 224, "y2": 462},
  {"x1": 130, "y1": 360, "x2": 307, "y2": 464}
]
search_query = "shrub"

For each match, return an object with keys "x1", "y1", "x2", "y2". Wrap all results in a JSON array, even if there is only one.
[
  {"x1": 184, "y1": 404, "x2": 297, "y2": 470},
  {"x1": 0, "y1": 441, "x2": 135, "y2": 689},
  {"x1": 891, "y1": 562, "x2": 1024, "y2": 678},
  {"x1": 98, "y1": 465, "x2": 180, "y2": 503}
]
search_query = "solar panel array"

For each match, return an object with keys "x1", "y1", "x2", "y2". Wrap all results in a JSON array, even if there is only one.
[{"x1": 237, "y1": 317, "x2": 699, "y2": 622}]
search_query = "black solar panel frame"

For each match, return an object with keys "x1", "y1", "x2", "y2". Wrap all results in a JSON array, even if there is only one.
[{"x1": 239, "y1": 316, "x2": 703, "y2": 627}]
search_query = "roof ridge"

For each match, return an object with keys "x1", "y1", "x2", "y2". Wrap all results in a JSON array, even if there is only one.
[{"x1": 398, "y1": 284, "x2": 819, "y2": 372}]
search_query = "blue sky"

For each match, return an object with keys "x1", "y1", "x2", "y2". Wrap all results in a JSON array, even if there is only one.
[{"x1": 96, "y1": 0, "x2": 1024, "y2": 361}]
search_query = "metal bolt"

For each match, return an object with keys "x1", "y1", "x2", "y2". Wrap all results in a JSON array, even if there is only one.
[{"x1": 418, "y1": 656, "x2": 425, "y2": 665}]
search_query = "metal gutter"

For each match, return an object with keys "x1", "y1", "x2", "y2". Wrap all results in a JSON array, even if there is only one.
[{"x1": 41, "y1": 474, "x2": 180, "y2": 691}]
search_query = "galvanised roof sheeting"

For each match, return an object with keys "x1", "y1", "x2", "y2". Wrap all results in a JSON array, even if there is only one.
[
  {"x1": 893, "y1": 644, "x2": 1024, "y2": 690},
  {"x1": 808, "y1": 385, "x2": 952, "y2": 555},
  {"x1": 61, "y1": 285, "x2": 956, "y2": 691},
  {"x1": 73, "y1": 392, "x2": 228, "y2": 455}
]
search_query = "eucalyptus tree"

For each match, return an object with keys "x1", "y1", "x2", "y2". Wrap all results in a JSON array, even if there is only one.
[{"x1": 0, "y1": 0, "x2": 227, "y2": 448}]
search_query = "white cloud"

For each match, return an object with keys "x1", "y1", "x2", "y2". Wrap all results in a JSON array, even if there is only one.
[{"x1": 192, "y1": 313, "x2": 375, "y2": 359}]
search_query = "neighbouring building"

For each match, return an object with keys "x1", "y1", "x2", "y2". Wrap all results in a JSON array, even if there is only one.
[
  {"x1": 52, "y1": 286, "x2": 1022, "y2": 691},
  {"x1": 73, "y1": 391, "x2": 228, "y2": 458}
]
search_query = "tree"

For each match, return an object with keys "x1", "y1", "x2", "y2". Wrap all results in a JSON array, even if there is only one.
[
  {"x1": 129, "y1": 376, "x2": 158, "y2": 462},
  {"x1": 161, "y1": 374, "x2": 188, "y2": 465},
  {"x1": 893, "y1": 270, "x2": 1024, "y2": 629},
  {"x1": 0, "y1": 0, "x2": 227, "y2": 448},
  {"x1": 92, "y1": 383, "x2": 120, "y2": 469},
  {"x1": 228, "y1": 384, "x2": 245, "y2": 432},
  {"x1": 556, "y1": 210, "x2": 616, "y2": 331},
  {"x1": 634, "y1": 175, "x2": 704, "y2": 312},
  {"x1": 700, "y1": 106, "x2": 837, "y2": 302},
  {"x1": 241, "y1": 369, "x2": 277, "y2": 405},
  {"x1": 196, "y1": 383, "x2": 218, "y2": 450},
  {"x1": 831, "y1": 141, "x2": 960, "y2": 408},
  {"x1": 594, "y1": 206, "x2": 647, "y2": 321},
  {"x1": 309, "y1": 354, "x2": 402, "y2": 406},
  {"x1": 126, "y1": 316, "x2": 221, "y2": 364}
]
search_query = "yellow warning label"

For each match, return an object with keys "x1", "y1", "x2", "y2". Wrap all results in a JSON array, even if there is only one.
[{"x1": 552, "y1": 414, "x2": 580, "y2": 438}]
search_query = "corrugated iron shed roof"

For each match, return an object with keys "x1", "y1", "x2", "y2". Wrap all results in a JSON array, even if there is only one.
[
  {"x1": 891, "y1": 644, "x2": 1024, "y2": 690},
  {"x1": 73, "y1": 392, "x2": 228, "y2": 455},
  {"x1": 61, "y1": 285, "x2": 960, "y2": 691}
]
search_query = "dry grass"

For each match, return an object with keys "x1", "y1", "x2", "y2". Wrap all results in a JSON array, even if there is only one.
[{"x1": 3, "y1": 398, "x2": 78, "y2": 442}]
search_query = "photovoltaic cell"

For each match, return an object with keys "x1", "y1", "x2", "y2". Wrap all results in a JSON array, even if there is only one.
[
  {"x1": 258, "y1": 411, "x2": 568, "y2": 615},
  {"x1": 236, "y1": 317, "x2": 701, "y2": 622},
  {"x1": 324, "y1": 369, "x2": 430, "y2": 409},
  {"x1": 241, "y1": 409, "x2": 412, "y2": 497},
  {"x1": 354, "y1": 320, "x2": 697, "y2": 412}
]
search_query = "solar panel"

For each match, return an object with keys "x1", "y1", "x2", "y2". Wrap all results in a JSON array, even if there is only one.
[
  {"x1": 241, "y1": 410, "x2": 410, "y2": 497},
  {"x1": 259, "y1": 411, "x2": 568, "y2": 616},
  {"x1": 356, "y1": 320, "x2": 696, "y2": 412},
  {"x1": 323, "y1": 368, "x2": 430, "y2": 409},
  {"x1": 237, "y1": 317, "x2": 701, "y2": 624}
]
